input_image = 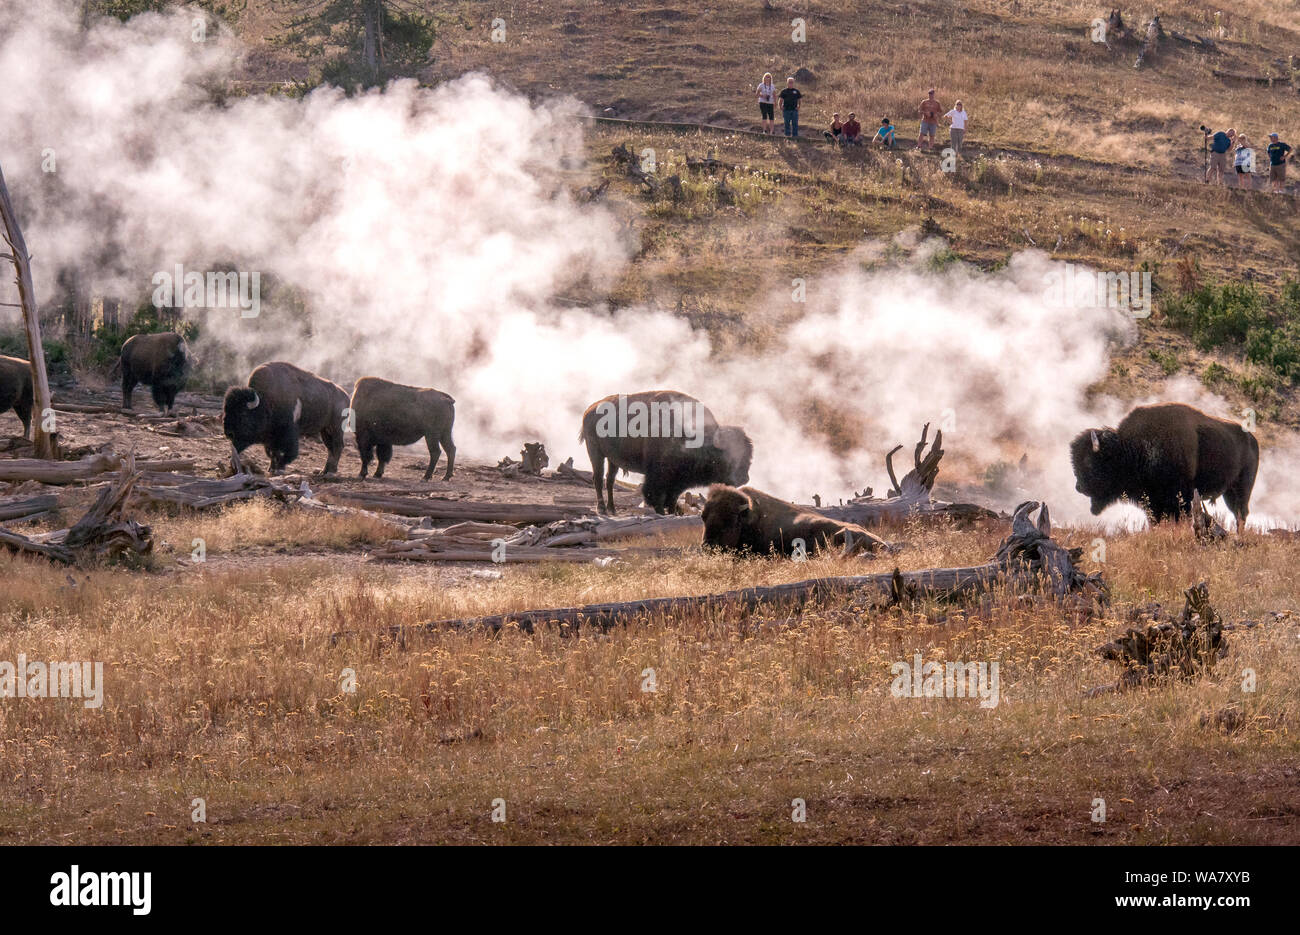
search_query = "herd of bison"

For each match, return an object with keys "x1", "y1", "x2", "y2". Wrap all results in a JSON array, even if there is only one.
[{"x1": 0, "y1": 331, "x2": 1263, "y2": 553}]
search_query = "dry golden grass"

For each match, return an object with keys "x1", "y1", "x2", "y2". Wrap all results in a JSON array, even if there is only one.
[
  {"x1": 150, "y1": 499, "x2": 404, "y2": 557},
  {"x1": 1, "y1": 508, "x2": 1297, "y2": 843}
]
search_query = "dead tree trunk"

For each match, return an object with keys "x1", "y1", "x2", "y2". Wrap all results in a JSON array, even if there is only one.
[
  {"x1": 0, "y1": 161, "x2": 56, "y2": 459},
  {"x1": 1135, "y1": 14, "x2": 1162, "y2": 68},
  {"x1": 340, "y1": 501, "x2": 1103, "y2": 643}
]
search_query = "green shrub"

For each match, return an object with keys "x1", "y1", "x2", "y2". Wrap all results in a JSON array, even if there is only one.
[{"x1": 1163, "y1": 280, "x2": 1300, "y2": 383}]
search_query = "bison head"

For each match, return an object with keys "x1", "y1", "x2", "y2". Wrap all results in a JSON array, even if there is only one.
[
  {"x1": 701, "y1": 484, "x2": 757, "y2": 550},
  {"x1": 1069, "y1": 427, "x2": 1126, "y2": 514},
  {"x1": 223, "y1": 386, "x2": 267, "y2": 452},
  {"x1": 712, "y1": 425, "x2": 753, "y2": 486}
]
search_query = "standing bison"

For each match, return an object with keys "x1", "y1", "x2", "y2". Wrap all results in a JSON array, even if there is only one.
[
  {"x1": 223, "y1": 361, "x2": 348, "y2": 474},
  {"x1": 702, "y1": 484, "x2": 887, "y2": 556},
  {"x1": 579, "y1": 390, "x2": 753, "y2": 514},
  {"x1": 350, "y1": 377, "x2": 456, "y2": 481},
  {"x1": 120, "y1": 332, "x2": 190, "y2": 413},
  {"x1": 1070, "y1": 402, "x2": 1258, "y2": 526},
  {"x1": 0, "y1": 355, "x2": 33, "y2": 438}
]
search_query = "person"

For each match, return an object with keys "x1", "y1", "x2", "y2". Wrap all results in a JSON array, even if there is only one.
[
  {"x1": 778, "y1": 77, "x2": 802, "y2": 138},
  {"x1": 944, "y1": 100, "x2": 968, "y2": 155},
  {"x1": 842, "y1": 112, "x2": 863, "y2": 145},
  {"x1": 1266, "y1": 132, "x2": 1292, "y2": 193},
  {"x1": 1204, "y1": 127, "x2": 1235, "y2": 184},
  {"x1": 756, "y1": 73, "x2": 776, "y2": 135},
  {"x1": 1232, "y1": 134, "x2": 1255, "y2": 190},
  {"x1": 823, "y1": 112, "x2": 844, "y2": 144},
  {"x1": 874, "y1": 118, "x2": 896, "y2": 148},
  {"x1": 918, "y1": 88, "x2": 942, "y2": 150}
]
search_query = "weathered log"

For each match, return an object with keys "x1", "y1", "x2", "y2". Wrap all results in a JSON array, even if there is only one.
[
  {"x1": 0, "y1": 494, "x2": 57, "y2": 522},
  {"x1": 338, "y1": 501, "x2": 1103, "y2": 643},
  {"x1": 1135, "y1": 15, "x2": 1162, "y2": 68},
  {"x1": 0, "y1": 453, "x2": 195, "y2": 484},
  {"x1": 1192, "y1": 490, "x2": 1228, "y2": 542},
  {"x1": 319, "y1": 490, "x2": 609, "y2": 525},
  {"x1": 808, "y1": 424, "x2": 999, "y2": 526}
]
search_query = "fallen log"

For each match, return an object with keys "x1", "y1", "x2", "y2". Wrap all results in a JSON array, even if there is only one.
[
  {"x1": 0, "y1": 454, "x2": 196, "y2": 484},
  {"x1": 0, "y1": 458, "x2": 152, "y2": 564},
  {"x1": 0, "y1": 494, "x2": 57, "y2": 522},
  {"x1": 319, "y1": 490, "x2": 609, "y2": 525},
  {"x1": 338, "y1": 500, "x2": 1103, "y2": 643}
]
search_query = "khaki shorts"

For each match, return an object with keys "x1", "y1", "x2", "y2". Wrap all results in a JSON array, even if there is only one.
[
  {"x1": 1271, "y1": 162, "x2": 1287, "y2": 182},
  {"x1": 1210, "y1": 151, "x2": 1228, "y2": 172}
]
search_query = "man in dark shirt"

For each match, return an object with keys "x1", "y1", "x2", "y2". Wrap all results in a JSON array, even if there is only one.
[
  {"x1": 778, "y1": 78, "x2": 802, "y2": 138},
  {"x1": 842, "y1": 113, "x2": 863, "y2": 146},
  {"x1": 1205, "y1": 127, "x2": 1235, "y2": 184},
  {"x1": 1267, "y1": 132, "x2": 1292, "y2": 193}
]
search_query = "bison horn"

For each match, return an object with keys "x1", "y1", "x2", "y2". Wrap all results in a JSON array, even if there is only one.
[
  {"x1": 1090, "y1": 430, "x2": 1100, "y2": 453},
  {"x1": 246, "y1": 390, "x2": 260, "y2": 410}
]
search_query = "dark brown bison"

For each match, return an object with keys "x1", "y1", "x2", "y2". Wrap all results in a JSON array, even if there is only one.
[
  {"x1": 350, "y1": 376, "x2": 456, "y2": 481},
  {"x1": 1070, "y1": 402, "x2": 1258, "y2": 526},
  {"x1": 579, "y1": 390, "x2": 753, "y2": 515},
  {"x1": 702, "y1": 484, "x2": 887, "y2": 556},
  {"x1": 0, "y1": 355, "x2": 33, "y2": 438},
  {"x1": 120, "y1": 332, "x2": 190, "y2": 412},
  {"x1": 223, "y1": 361, "x2": 348, "y2": 474}
]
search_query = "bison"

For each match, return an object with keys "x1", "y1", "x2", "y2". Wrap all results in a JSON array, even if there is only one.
[
  {"x1": 349, "y1": 376, "x2": 456, "y2": 481},
  {"x1": 701, "y1": 484, "x2": 887, "y2": 557},
  {"x1": 579, "y1": 390, "x2": 753, "y2": 514},
  {"x1": 120, "y1": 332, "x2": 190, "y2": 413},
  {"x1": 1070, "y1": 402, "x2": 1258, "y2": 526},
  {"x1": 0, "y1": 355, "x2": 33, "y2": 438},
  {"x1": 223, "y1": 361, "x2": 349, "y2": 474}
]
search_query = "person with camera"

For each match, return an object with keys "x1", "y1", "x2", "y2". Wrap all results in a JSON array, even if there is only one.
[{"x1": 1202, "y1": 125, "x2": 1235, "y2": 185}]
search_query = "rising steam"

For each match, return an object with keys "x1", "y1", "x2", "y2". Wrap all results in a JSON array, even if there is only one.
[{"x1": 1, "y1": 1, "x2": 1291, "y2": 527}]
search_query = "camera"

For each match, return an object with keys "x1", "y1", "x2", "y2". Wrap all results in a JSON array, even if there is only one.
[{"x1": 1200, "y1": 124, "x2": 1211, "y2": 134}]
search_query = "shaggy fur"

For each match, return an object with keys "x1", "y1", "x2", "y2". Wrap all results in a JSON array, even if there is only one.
[
  {"x1": 120, "y1": 332, "x2": 190, "y2": 412},
  {"x1": 0, "y1": 354, "x2": 33, "y2": 438},
  {"x1": 350, "y1": 376, "x2": 456, "y2": 481},
  {"x1": 701, "y1": 484, "x2": 886, "y2": 556},
  {"x1": 223, "y1": 361, "x2": 349, "y2": 474},
  {"x1": 1070, "y1": 402, "x2": 1258, "y2": 526},
  {"x1": 579, "y1": 390, "x2": 753, "y2": 515}
]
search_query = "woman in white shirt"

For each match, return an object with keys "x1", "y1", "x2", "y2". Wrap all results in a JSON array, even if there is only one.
[
  {"x1": 1233, "y1": 135, "x2": 1255, "y2": 189},
  {"x1": 756, "y1": 73, "x2": 776, "y2": 135},
  {"x1": 944, "y1": 101, "x2": 968, "y2": 155}
]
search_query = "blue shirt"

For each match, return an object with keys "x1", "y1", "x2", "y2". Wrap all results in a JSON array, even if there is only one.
[
  {"x1": 1211, "y1": 131, "x2": 1231, "y2": 153},
  {"x1": 877, "y1": 125, "x2": 894, "y2": 140}
]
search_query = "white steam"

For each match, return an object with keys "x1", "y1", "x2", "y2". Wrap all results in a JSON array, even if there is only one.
[{"x1": 1, "y1": 2, "x2": 1292, "y2": 528}]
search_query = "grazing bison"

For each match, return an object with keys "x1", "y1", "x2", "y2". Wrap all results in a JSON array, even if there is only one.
[
  {"x1": 701, "y1": 484, "x2": 887, "y2": 556},
  {"x1": 120, "y1": 332, "x2": 190, "y2": 412},
  {"x1": 0, "y1": 355, "x2": 33, "y2": 438},
  {"x1": 579, "y1": 390, "x2": 753, "y2": 514},
  {"x1": 350, "y1": 376, "x2": 456, "y2": 481},
  {"x1": 1070, "y1": 402, "x2": 1258, "y2": 526},
  {"x1": 223, "y1": 361, "x2": 349, "y2": 474}
]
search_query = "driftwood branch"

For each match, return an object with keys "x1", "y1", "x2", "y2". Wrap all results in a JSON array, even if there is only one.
[
  {"x1": 0, "y1": 453, "x2": 195, "y2": 485},
  {"x1": 337, "y1": 501, "x2": 1103, "y2": 643}
]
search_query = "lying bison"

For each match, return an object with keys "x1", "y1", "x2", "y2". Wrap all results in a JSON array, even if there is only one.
[
  {"x1": 579, "y1": 390, "x2": 753, "y2": 514},
  {"x1": 223, "y1": 361, "x2": 348, "y2": 474},
  {"x1": 702, "y1": 484, "x2": 887, "y2": 556},
  {"x1": 0, "y1": 355, "x2": 33, "y2": 438},
  {"x1": 121, "y1": 332, "x2": 190, "y2": 413},
  {"x1": 1071, "y1": 402, "x2": 1258, "y2": 526},
  {"x1": 350, "y1": 377, "x2": 456, "y2": 481}
]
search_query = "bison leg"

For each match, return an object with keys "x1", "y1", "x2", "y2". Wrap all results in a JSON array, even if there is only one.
[
  {"x1": 356, "y1": 428, "x2": 373, "y2": 479},
  {"x1": 603, "y1": 460, "x2": 619, "y2": 515},
  {"x1": 439, "y1": 427, "x2": 456, "y2": 481},
  {"x1": 15, "y1": 383, "x2": 32, "y2": 440},
  {"x1": 422, "y1": 434, "x2": 439, "y2": 482},
  {"x1": 375, "y1": 443, "x2": 393, "y2": 479},
  {"x1": 150, "y1": 382, "x2": 169, "y2": 413},
  {"x1": 121, "y1": 369, "x2": 137, "y2": 410},
  {"x1": 321, "y1": 419, "x2": 343, "y2": 476}
]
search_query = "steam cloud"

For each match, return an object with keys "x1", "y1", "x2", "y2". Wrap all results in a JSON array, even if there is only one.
[{"x1": 1, "y1": 2, "x2": 1291, "y2": 528}]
